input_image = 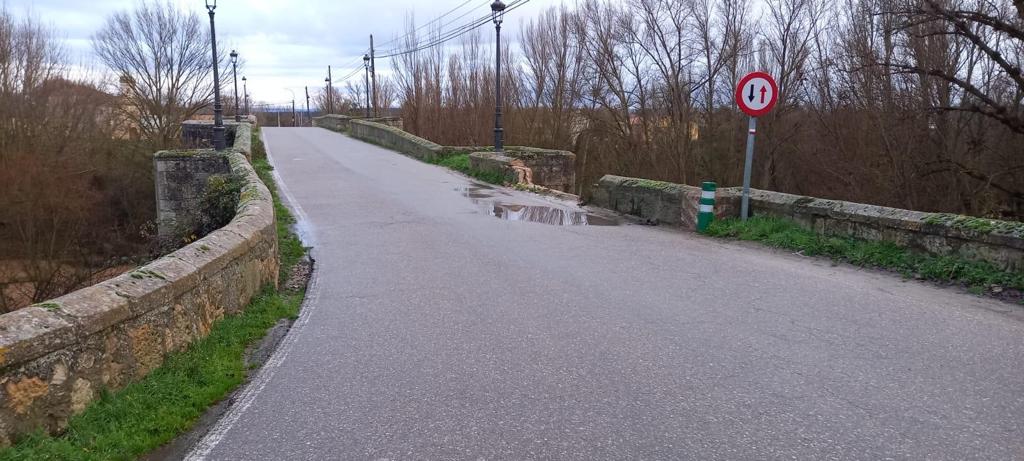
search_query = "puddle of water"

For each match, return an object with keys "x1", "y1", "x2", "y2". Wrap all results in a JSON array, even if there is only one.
[
  {"x1": 293, "y1": 217, "x2": 315, "y2": 246},
  {"x1": 457, "y1": 185, "x2": 616, "y2": 227},
  {"x1": 486, "y1": 203, "x2": 616, "y2": 226}
]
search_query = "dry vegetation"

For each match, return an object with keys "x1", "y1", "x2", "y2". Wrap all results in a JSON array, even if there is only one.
[
  {"x1": 389, "y1": 0, "x2": 1024, "y2": 218},
  {"x1": 0, "y1": 1, "x2": 226, "y2": 312}
]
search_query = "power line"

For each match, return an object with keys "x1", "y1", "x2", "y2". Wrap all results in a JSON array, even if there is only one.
[
  {"x1": 375, "y1": 0, "x2": 489, "y2": 51},
  {"x1": 326, "y1": 0, "x2": 531, "y2": 87},
  {"x1": 327, "y1": 53, "x2": 371, "y2": 83},
  {"x1": 379, "y1": 0, "x2": 519, "y2": 58},
  {"x1": 379, "y1": 0, "x2": 530, "y2": 59}
]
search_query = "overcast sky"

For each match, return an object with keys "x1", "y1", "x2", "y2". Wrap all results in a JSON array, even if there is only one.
[{"x1": 10, "y1": 0, "x2": 573, "y2": 104}]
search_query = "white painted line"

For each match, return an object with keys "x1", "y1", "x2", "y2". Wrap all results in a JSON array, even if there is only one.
[
  {"x1": 701, "y1": 191, "x2": 716, "y2": 200},
  {"x1": 184, "y1": 129, "x2": 323, "y2": 461},
  {"x1": 699, "y1": 204, "x2": 714, "y2": 213}
]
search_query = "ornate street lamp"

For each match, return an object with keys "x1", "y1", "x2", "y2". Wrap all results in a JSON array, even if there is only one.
[
  {"x1": 325, "y1": 76, "x2": 333, "y2": 114},
  {"x1": 241, "y1": 76, "x2": 248, "y2": 115},
  {"x1": 363, "y1": 54, "x2": 372, "y2": 118},
  {"x1": 206, "y1": 0, "x2": 225, "y2": 150},
  {"x1": 491, "y1": 0, "x2": 506, "y2": 153},
  {"x1": 230, "y1": 50, "x2": 240, "y2": 122}
]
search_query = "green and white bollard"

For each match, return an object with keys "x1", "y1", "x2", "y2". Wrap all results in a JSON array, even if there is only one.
[{"x1": 697, "y1": 181, "x2": 716, "y2": 233}]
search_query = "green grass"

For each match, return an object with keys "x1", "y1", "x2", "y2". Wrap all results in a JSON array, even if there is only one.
[
  {"x1": 0, "y1": 127, "x2": 308, "y2": 461},
  {"x1": 251, "y1": 129, "x2": 306, "y2": 282},
  {"x1": 706, "y1": 216, "x2": 1024, "y2": 292},
  {"x1": 428, "y1": 153, "x2": 510, "y2": 185}
]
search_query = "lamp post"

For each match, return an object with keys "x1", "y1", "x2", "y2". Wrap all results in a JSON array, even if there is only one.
[
  {"x1": 241, "y1": 76, "x2": 248, "y2": 115},
  {"x1": 230, "y1": 50, "x2": 240, "y2": 122},
  {"x1": 491, "y1": 0, "x2": 506, "y2": 153},
  {"x1": 325, "y1": 77, "x2": 333, "y2": 114},
  {"x1": 205, "y1": 0, "x2": 225, "y2": 150},
  {"x1": 363, "y1": 54, "x2": 371, "y2": 118}
]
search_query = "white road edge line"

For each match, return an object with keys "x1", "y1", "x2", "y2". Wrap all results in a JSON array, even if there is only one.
[{"x1": 184, "y1": 128, "x2": 322, "y2": 461}]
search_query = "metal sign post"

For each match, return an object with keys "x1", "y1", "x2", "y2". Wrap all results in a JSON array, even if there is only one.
[
  {"x1": 735, "y1": 71, "x2": 779, "y2": 221},
  {"x1": 741, "y1": 117, "x2": 757, "y2": 220}
]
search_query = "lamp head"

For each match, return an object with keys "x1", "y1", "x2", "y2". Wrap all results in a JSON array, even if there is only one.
[
  {"x1": 205, "y1": 0, "x2": 216, "y2": 12},
  {"x1": 241, "y1": 76, "x2": 246, "y2": 82},
  {"x1": 491, "y1": 0, "x2": 506, "y2": 25},
  {"x1": 364, "y1": 54, "x2": 370, "y2": 67},
  {"x1": 230, "y1": 49, "x2": 238, "y2": 63}
]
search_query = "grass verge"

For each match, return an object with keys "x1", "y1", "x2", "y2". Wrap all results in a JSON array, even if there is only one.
[
  {"x1": 706, "y1": 216, "x2": 1024, "y2": 294},
  {"x1": 0, "y1": 127, "x2": 307, "y2": 461},
  {"x1": 427, "y1": 153, "x2": 509, "y2": 185}
]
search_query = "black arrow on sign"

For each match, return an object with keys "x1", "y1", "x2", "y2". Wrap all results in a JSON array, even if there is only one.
[{"x1": 748, "y1": 84, "x2": 755, "y2": 102}]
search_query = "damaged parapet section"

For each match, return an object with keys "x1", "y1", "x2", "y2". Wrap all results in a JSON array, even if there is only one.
[
  {"x1": 0, "y1": 121, "x2": 277, "y2": 445},
  {"x1": 467, "y1": 148, "x2": 575, "y2": 193}
]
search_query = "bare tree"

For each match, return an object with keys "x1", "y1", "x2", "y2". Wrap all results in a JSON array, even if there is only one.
[
  {"x1": 0, "y1": 7, "x2": 153, "y2": 312},
  {"x1": 92, "y1": 0, "x2": 222, "y2": 145},
  {"x1": 387, "y1": 0, "x2": 1023, "y2": 217}
]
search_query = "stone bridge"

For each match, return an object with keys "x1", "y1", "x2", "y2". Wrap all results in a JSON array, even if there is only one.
[{"x1": 1, "y1": 116, "x2": 1023, "y2": 459}]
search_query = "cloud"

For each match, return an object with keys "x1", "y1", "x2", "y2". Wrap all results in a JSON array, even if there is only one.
[{"x1": 8, "y1": 0, "x2": 575, "y2": 103}]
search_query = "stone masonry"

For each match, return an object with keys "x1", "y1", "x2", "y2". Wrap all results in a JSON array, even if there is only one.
[
  {"x1": 154, "y1": 151, "x2": 231, "y2": 244},
  {"x1": 180, "y1": 120, "x2": 239, "y2": 149},
  {"x1": 0, "y1": 122, "x2": 277, "y2": 445},
  {"x1": 591, "y1": 174, "x2": 1024, "y2": 271}
]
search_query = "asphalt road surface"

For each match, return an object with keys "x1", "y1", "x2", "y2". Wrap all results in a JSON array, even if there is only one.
[{"x1": 187, "y1": 127, "x2": 1024, "y2": 460}]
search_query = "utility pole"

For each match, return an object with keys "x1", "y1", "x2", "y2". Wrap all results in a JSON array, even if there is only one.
[
  {"x1": 326, "y1": 65, "x2": 333, "y2": 114},
  {"x1": 370, "y1": 34, "x2": 377, "y2": 117},
  {"x1": 292, "y1": 99, "x2": 296, "y2": 127},
  {"x1": 363, "y1": 54, "x2": 371, "y2": 118},
  {"x1": 305, "y1": 86, "x2": 310, "y2": 127}
]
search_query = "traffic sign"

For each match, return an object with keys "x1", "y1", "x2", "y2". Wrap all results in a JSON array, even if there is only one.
[
  {"x1": 735, "y1": 71, "x2": 778, "y2": 221},
  {"x1": 735, "y1": 71, "x2": 778, "y2": 117}
]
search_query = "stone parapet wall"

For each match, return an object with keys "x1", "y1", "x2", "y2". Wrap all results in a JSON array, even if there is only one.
[
  {"x1": 590, "y1": 175, "x2": 737, "y2": 226},
  {"x1": 745, "y1": 189, "x2": 1024, "y2": 270},
  {"x1": 0, "y1": 123, "x2": 278, "y2": 444},
  {"x1": 316, "y1": 119, "x2": 577, "y2": 193},
  {"x1": 312, "y1": 114, "x2": 352, "y2": 132},
  {"x1": 457, "y1": 146, "x2": 576, "y2": 193},
  {"x1": 313, "y1": 115, "x2": 403, "y2": 133},
  {"x1": 349, "y1": 119, "x2": 445, "y2": 161},
  {"x1": 180, "y1": 121, "x2": 242, "y2": 149},
  {"x1": 506, "y1": 147, "x2": 575, "y2": 193},
  {"x1": 591, "y1": 174, "x2": 1024, "y2": 270},
  {"x1": 468, "y1": 152, "x2": 522, "y2": 183},
  {"x1": 154, "y1": 152, "x2": 231, "y2": 243}
]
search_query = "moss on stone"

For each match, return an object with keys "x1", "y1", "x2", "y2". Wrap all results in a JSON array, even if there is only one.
[
  {"x1": 924, "y1": 213, "x2": 1024, "y2": 237},
  {"x1": 793, "y1": 196, "x2": 816, "y2": 206},
  {"x1": 154, "y1": 149, "x2": 220, "y2": 158},
  {"x1": 621, "y1": 178, "x2": 680, "y2": 192},
  {"x1": 128, "y1": 269, "x2": 166, "y2": 281},
  {"x1": 34, "y1": 303, "x2": 61, "y2": 311}
]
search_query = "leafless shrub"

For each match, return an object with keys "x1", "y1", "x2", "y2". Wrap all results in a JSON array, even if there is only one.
[
  {"x1": 390, "y1": 1, "x2": 1024, "y2": 217},
  {"x1": 0, "y1": 7, "x2": 155, "y2": 312}
]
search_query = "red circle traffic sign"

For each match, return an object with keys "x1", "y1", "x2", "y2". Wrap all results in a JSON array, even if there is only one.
[{"x1": 735, "y1": 71, "x2": 778, "y2": 117}]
